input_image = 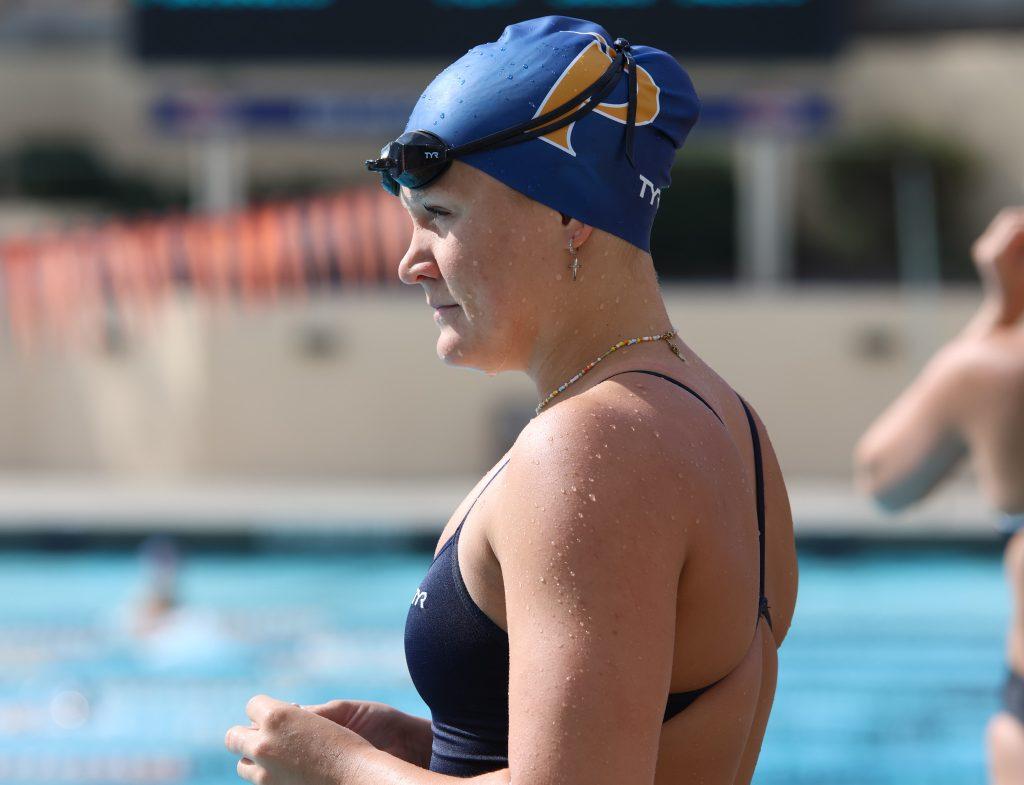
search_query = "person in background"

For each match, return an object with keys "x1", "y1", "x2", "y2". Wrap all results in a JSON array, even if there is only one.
[
  {"x1": 131, "y1": 534, "x2": 181, "y2": 638},
  {"x1": 855, "y1": 207, "x2": 1024, "y2": 785}
]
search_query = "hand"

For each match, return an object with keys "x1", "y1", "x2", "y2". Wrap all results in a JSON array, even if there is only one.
[
  {"x1": 302, "y1": 699, "x2": 433, "y2": 769},
  {"x1": 971, "y1": 207, "x2": 1024, "y2": 326},
  {"x1": 225, "y1": 694, "x2": 373, "y2": 785}
]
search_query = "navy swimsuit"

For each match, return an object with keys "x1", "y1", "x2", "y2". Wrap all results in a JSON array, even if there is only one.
[{"x1": 404, "y1": 370, "x2": 772, "y2": 777}]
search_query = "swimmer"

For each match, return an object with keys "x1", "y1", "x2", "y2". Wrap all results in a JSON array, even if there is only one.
[
  {"x1": 131, "y1": 535, "x2": 180, "y2": 638},
  {"x1": 225, "y1": 16, "x2": 797, "y2": 785},
  {"x1": 855, "y1": 207, "x2": 1024, "y2": 785}
]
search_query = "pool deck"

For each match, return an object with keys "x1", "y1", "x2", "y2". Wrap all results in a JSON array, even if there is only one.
[{"x1": 0, "y1": 473, "x2": 1005, "y2": 541}]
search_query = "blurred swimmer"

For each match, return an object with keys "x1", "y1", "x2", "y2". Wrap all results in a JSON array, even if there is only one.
[
  {"x1": 226, "y1": 15, "x2": 797, "y2": 785},
  {"x1": 856, "y1": 207, "x2": 1024, "y2": 785},
  {"x1": 126, "y1": 535, "x2": 239, "y2": 670},
  {"x1": 132, "y1": 535, "x2": 181, "y2": 638}
]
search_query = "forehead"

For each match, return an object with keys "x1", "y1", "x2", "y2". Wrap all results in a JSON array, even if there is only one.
[{"x1": 398, "y1": 161, "x2": 507, "y2": 208}]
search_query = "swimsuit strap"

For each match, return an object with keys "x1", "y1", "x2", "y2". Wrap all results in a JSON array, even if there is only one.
[
  {"x1": 603, "y1": 370, "x2": 725, "y2": 425},
  {"x1": 601, "y1": 370, "x2": 772, "y2": 630},
  {"x1": 738, "y1": 395, "x2": 772, "y2": 630},
  {"x1": 433, "y1": 457, "x2": 511, "y2": 564},
  {"x1": 459, "y1": 456, "x2": 512, "y2": 530}
]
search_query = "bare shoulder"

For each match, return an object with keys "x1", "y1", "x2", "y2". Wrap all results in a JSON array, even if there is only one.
[{"x1": 488, "y1": 384, "x2": 716, "y2": 572}]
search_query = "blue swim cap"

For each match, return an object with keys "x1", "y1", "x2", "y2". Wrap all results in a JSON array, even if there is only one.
[{"x1": 403, "y1": 16, "x2": 701, "y2": 253}]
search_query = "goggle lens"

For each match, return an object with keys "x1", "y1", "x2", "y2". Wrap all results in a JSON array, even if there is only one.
[{"x1": 367, "y1": 131, "x2": 451, "y2": 196}]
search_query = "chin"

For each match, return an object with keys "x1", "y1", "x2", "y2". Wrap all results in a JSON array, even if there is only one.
[{"x1": 435, "y1": 328, "x2": 509, "y2": 374}]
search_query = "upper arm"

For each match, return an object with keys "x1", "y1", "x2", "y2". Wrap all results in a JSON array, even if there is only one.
[
  {"x1": 854, "y1": 343, "x2": 974, "y2": 511},
  {"x1": 491, "y1": 405, "x2": 688, "y2": 785}
]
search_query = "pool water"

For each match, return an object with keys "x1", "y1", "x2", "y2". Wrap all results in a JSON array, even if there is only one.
[{"x1": 0, "y1": 543, "x2": 1009, "y2": 784}]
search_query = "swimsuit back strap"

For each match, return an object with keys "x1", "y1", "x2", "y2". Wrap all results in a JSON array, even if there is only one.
[
  {"x1": 603, "y1": 370, "x2": 724, "y2": 425},
  {"x1": 738, "y1": 394, "x2": 772, "y2": 630}
]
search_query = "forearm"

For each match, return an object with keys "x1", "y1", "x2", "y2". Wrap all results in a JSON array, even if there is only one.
[
  {"x1": 859, "y1": 429, "x2": 968, "y2": 511},
  {"x1": 337, "y1": 748, "x2": 510, "y2": 785},
  {"x1": 855, "y1": 346, "x2": 968, "y2": 505},
  {"x1": 396, "y1": 712, "x2": 435, "y2": 768}
]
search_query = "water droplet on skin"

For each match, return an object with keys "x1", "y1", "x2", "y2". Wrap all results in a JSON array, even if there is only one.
[{"x1": 588, "y1": 493, "x2": 596, "y2": 502}]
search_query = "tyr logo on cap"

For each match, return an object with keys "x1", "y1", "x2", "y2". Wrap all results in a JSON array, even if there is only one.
[{"x1": 535, "y1": 31, "x2": 661, "y2": 158}]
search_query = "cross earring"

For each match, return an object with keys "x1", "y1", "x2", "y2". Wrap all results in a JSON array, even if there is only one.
[{"x1": 568, "y1": 237, "x2": 581, "y2": 281}]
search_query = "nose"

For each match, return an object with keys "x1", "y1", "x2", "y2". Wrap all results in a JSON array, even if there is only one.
[{"x1": 397, "y1": 233, "x2": 441, "y2": 286}]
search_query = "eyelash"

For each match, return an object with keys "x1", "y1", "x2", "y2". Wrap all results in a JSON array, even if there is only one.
[{"x1": 424, "y1": 206, "x2": 449, "y2": 218}]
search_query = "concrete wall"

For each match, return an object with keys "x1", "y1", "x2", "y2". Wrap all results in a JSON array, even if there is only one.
[{"x1": 0, "y1": 285, "x2": 991, "y2": 481}]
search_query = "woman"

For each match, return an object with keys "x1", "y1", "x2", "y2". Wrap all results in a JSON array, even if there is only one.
[
  {"x1": 225, "y1": 16, "x2": 798, "y2": 785},
  {"x1": 855, "y1": 207, "x2": 1024, "y2": 785}
]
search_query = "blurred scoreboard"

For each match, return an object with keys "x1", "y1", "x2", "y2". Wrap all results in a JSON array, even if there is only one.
[
  {"x1": 859, "y1": 0, "x2": 1024, "y2": 31},
  {"x1": 131, "y1": 0, "x2": 848, "y2": 61}
]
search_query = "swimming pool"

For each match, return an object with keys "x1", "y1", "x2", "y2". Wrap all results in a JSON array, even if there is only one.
[{"x1": 0, "y1": 541, "x2": 1007, "y2": 784}]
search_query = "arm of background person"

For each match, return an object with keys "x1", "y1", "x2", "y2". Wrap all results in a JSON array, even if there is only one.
[
  {"x1": 853, "y1": 349, "x2": 971, "y2": 513},
  {"x1": 853, "y1": 208, "x2": 1024, "y2": 512}
]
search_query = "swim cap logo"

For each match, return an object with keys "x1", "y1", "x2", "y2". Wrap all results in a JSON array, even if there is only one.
[{"x1": 533, "y1": 31, "x2": 661, "y2": 157}]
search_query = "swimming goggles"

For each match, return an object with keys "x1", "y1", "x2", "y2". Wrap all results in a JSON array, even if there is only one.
[{"x1": 365, "y1": 38, "x2": 639, "y2": 196}]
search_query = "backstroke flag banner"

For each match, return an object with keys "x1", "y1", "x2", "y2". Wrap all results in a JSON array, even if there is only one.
[{"x1": 0, "y1": 187, "x2": 412, "y2": 349}]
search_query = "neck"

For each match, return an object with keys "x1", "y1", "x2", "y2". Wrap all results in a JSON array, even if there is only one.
[{"x1": 527, "y1": 273, "x2": 675, "y2": 410}]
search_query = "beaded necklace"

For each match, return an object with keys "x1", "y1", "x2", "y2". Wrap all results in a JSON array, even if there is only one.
[{"x1": 535, "y1": 329, "x2": 685, "y2": 415}]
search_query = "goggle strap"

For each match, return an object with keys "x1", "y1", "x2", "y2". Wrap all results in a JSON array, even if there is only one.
[
  {"x1": 448, "y1": 47, "x2": 627, "y2": 159},
  {"x1": 623, "y1": 52, "x2": 637, "y2": 168}
]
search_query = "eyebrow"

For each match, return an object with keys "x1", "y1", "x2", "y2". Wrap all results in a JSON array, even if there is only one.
[{"x1": 399, "y1": 187, "x2": 450, "y2": 211}]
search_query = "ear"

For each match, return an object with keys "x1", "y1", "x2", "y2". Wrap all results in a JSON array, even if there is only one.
[{"x1": 558, "y1": 213, "x2": 595, "y2": 250}]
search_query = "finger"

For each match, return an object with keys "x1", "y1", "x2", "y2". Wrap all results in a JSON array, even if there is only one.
[
  {"x1": 307, "y1": 699, "x2": 357, "y2": 724},
  {"x1": 224, "y1": 724, "x2": 260, "y2": 759},
  {"x1": 236, "y1": 756, "x2": 261, "y2": 784},
  {"x1": 245, "y1": 693, "x2": 286, "y2": 726}
]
